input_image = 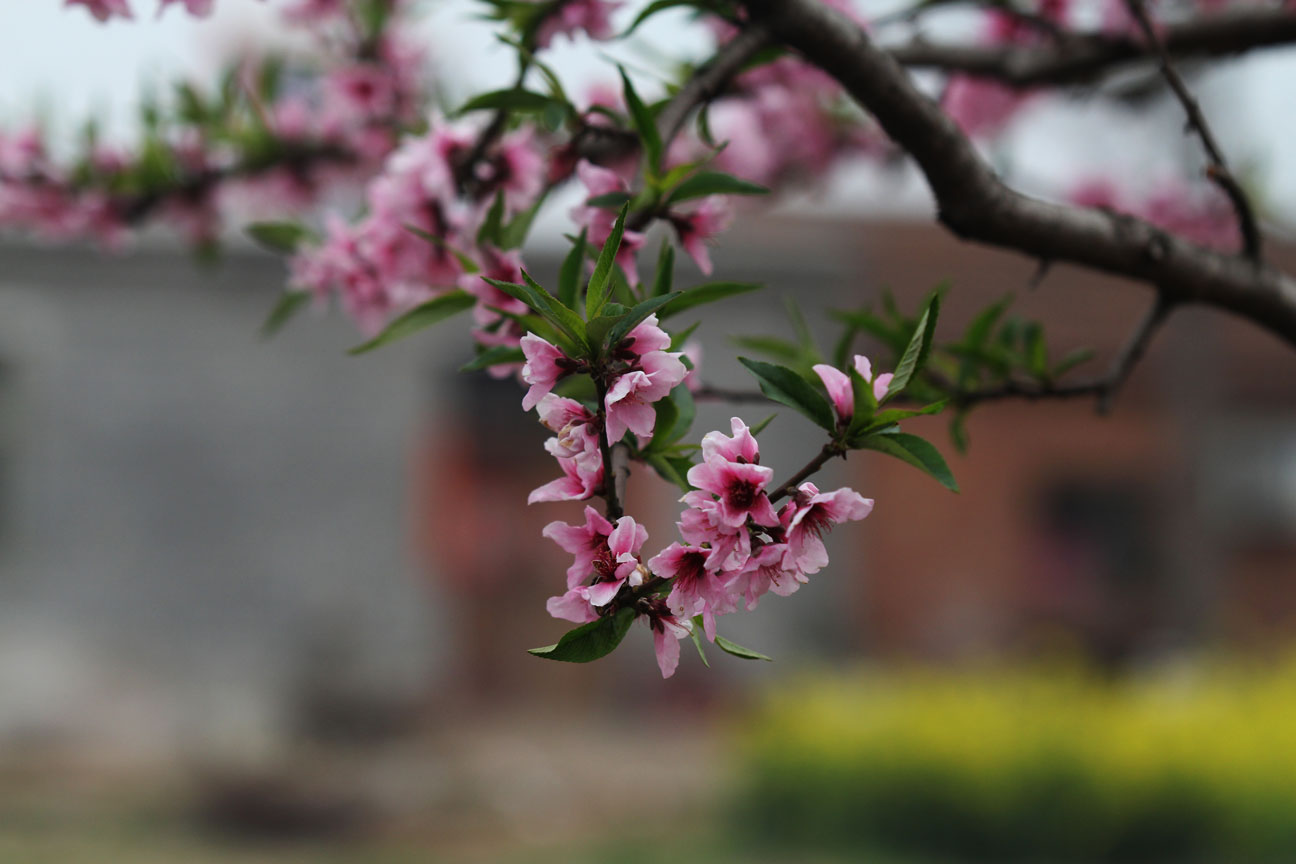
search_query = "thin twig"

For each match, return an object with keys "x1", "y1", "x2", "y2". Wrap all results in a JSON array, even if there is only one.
[
  {"x1": 948, "y1": 294, "x2": 1173, "y2": 413},
  {"x1": 1122, "y1": 0, "x2": 1262, "y2": 262},
  {"x1": 593, "y1": 377, "x2": 624, "y2": 520},
  {"x1": 769, "y1": 442, "x2": 845, "y2": 504}
]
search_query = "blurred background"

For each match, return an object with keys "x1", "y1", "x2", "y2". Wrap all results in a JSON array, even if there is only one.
[{"x1": 3, "y1": 2, "x2": 1296, "y2": 862}]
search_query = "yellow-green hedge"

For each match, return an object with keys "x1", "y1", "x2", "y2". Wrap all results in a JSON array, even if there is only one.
[{"x1": 731, "y1": 657, "x2": 1296, "y2": 861}]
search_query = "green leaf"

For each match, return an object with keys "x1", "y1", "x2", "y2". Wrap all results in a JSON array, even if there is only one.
[
  {"x1": 732, "y1": 335, "x2": 807, "y2": 366},
  {"x1": 348, "y1": 290, "x2": 475, "y2": 355},
  {"x1": 859, "y1": 430, "x2": 959, "y2": 492},
  {"x1": 620, "y1": 67, "x2": 662, "y2": 174},
  {"x1": 1053, "y1": 347, "x2": 1095, "y2": 378},
  {"x1": 649, "y1": 395, "x2": 679, "y2": 452},
  {"x1": 884, "y1": 293, "x2": 940, "y2": 401},
  {"x1": 949, "y1": 411, "x2": 970, "y2": 454},
  {"x1": 557, "y1": 228, "x2": 587, "y2": 310},
  {"x1": 476, "y1": 190, "x2": 506, "y2": 248},
  {"x1": 259, "y1": 291, "x2": 311, "y2": 339},
  {"x1": 497, "y1": 191, "x2": 546, "y2": 250},
  {"x1": 605, "y1": 292, "x2": 682, "y2": 350},
  {"x1": 651, "y1": 240, "x2": 675, "y2": 297},
  {"x1": 457, "y1": 88, "x2": 565, "y2": 115},
  {"x1": 586, "y1": 203, "x2": 629, "y2": 320},
  {"x1": 483, "y1": 276, "x2": 587, "y2": 356},
  {"x1": 670, "y1": 382, "x2": 695, "y2": 443},
  {"x1": 749, "y1": 413, "x2": 777, "y2": 436},
  {"x1": 1024, "y1": 321, "x2": 1048, "y2": 378},
  {"x1": 714, "y1": 635, "x2": 772, "y2": 662},
  {"x1": 586, "y1": 191, "x2": 632, "y2": 209},
  {"x1": 460, "y1": 345, "x2": 525, "y2": 372},
  {"x1": 528, "y1": 608, "x2": 635, "y2": 663},
  {"x1": 665, "y1": 171, "x2": 769, "y2": 206},
  {"x1": 863, "y1": 400, "x2": 948, "y2": 432},
  {"x1": 647, "y1": 453, "x2": 693, "y2": 491},
  {"x1": 659, "y1": 281, "x2": 761, "y2": 320},
  {"x1": 623, "y1": 0, "x2": 698, "y2": 34},
  {"x1": 738, "y1": 357, "x2": 835, "y2": 432},
  {"x1": 404, "y1": 224, "x2": 481, "y2": 273},
  {"x1": 963, "y1": 293, "x2": 1013, "y2": 347},
  {"x1": 845, "y1": 365, "x2": 876, "y2": 432},
  {"x1": 689, "y1": 617, "x2": 710, "y2": 668},
  {"x1": 246, "y1": 221, "x2": 312, "y2": 254}
]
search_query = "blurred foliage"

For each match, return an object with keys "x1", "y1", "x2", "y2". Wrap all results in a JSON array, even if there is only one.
[{"x1": 731, "y1": 655, "x2": 1296, "y2": 862}]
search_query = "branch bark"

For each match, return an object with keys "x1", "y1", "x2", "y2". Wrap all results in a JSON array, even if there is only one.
[
  {"x1": 886, "y1": 8, "x2": 1296, "y2": 88},
  {"x1": 740, "y1": 0, "x2": 1296, "y2": 350}
]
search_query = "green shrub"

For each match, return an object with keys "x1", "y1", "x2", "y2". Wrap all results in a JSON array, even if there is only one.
[{"x1": 730, "y1": 658, "x2": 1296, "y2": 862}]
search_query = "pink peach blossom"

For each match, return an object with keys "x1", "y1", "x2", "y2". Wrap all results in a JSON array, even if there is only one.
[
  {"x1": 780, "y1": 482, "x2": 874, "y2": 575},
  {"x1": 686, "y1": 458, "x2": 779, "y2": 530},
  {"x1": 521, "y1": 333, "x2": 574, "y2": 411},
  {"x1": 543, "y1": 505, "x2": 615, "y2": 588},
  {"x1": 603, "y1": 350, "x2": 688, "y2": 442}
]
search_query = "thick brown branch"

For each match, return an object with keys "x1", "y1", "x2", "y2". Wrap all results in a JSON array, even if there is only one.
[
  {"x1": 886, "y1": 8, "x2": 1296, "y2": 88},
  {"x1": 741, "y1": 0, "x2": 1296, "y2": 349},
  {"x1": 1122, "y1": 0, "x2": 1262, "y2": 261}
]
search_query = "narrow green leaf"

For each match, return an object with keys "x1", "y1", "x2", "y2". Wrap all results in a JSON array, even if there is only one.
[
  {"x1": 348, "y1": 290, "x2": 475, "y2": 355},
  {"x1": 404, "y1": 224, "x2": 481, "y2": 273},
  {"x1": 714, "y1": 635, "x2": 772, "y2": 662},
  {"x1": 732, "y1": 335, "x2": 805, "y2": 366},
  {"x1": 484, "y1": 276, "x2": 587, "y2": 355},
  {"x1": 651, "y1": 240, "x2": 675, "y2": 297},
  {"x1": 623, "y1": 0, "x2": 696, "y2": 34},
  {"x1": 457, "y1": 88, "x2": 564, "y2": 115},
  {"x1": 586, "y1": 191, "x2": 632, "y2": 209},
  {"x1": 864, "y1": 400, "x2": 948, "y2": 431},
  {"x1": 859, "y1": 431, "x2": 959, "y2": 492},
  {"x1": 476, "y1": 190, "x2": 506, "y2": 249},
  {"x1": 846, "y1": 366, "x2": 877, "y2": 433},
  {"x1": 1053, "y1": 347, "x2": 1095, "y2": 378},
  {"x1": 647, "y1": 453, "x2": 692, "y2": 491},
  {"x1": 557, "y1": 228, "x2": 587, "y2": 310},
  {"x1": 689, "y1": 617, "x2": 710, "y2": 668},
  {"x1": 665, "y1": 171, "x2": 769, "y2": 206},
  {"x1": 884, "y1": 293, "x2": 940, "y2": 401},
  {"x1": 620, "y1": 67, "x2": 662, "y2": 174},
  {"x1": 497, "y1": 191, "x2": 546, "y2": 250},
  {"x1": 738, "y1": 357, "x2": 836, "y2": 432},
  {"x1": 964, "y1": 293, "x2": 1013, "y2": 347},
  {"x1": 460, "y1": 345, "x2": 525, "y2": 372},
  {"x1": 649, "y1": 394, "x2": 680, "y2": 452},
  {"x1": 259, "y1": 290, "x2": 311, "y2": 339},
  {"x1": 606, "y1": 292, "x2": 682, "y2": 349},
  {"x1": 659, "y1": 281, "x2": 761, "y2": 319},
  {"x1": 950, "y1": 411, "x2": 970, "y2": 454},
  {"x1": 670, "y1": 382, "x2": 695, "y2": 443},
  {"x1": 586, "y1": 204, "x2": 629, "y2": 320},
  {"x1": 246, "y1": 221, "x2": 312, "y2": 254},
  {"x1": 528, "y1": 608, "x2": 635, "y2": 662},
  {"x1": 749, "y1": 413, "x2": 777, "y2": 436}
]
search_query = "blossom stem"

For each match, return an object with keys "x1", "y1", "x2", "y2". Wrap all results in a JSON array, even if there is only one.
[
  {"x1": 593, "y1": 375, "x2": 624, "y2": 520},
  {"x1": 769, "y1": 441, "x2": 846, "y2": 504}
]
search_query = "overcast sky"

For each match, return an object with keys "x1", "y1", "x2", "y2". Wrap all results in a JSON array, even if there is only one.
[{"x1": 3, "y1": 0, "x2": 1295, "y2": 231}]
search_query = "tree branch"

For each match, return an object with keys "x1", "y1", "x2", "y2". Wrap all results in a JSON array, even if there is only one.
[
  {"x1": 769, "y1": 442, "x2": 846, "y2": 504},
  {"x1": 1122, "y1": 0, "x2": 1262, "y2": 261},
  {"x1": 948, "y1": 294, "x2": 1172, "y2": 413},
  {"x1": 886, "y1": 8, "x2": 1296, "y2": 88},
  {"x1": 740, "y1": 0, "x2": 1296, "y2": 349}
]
